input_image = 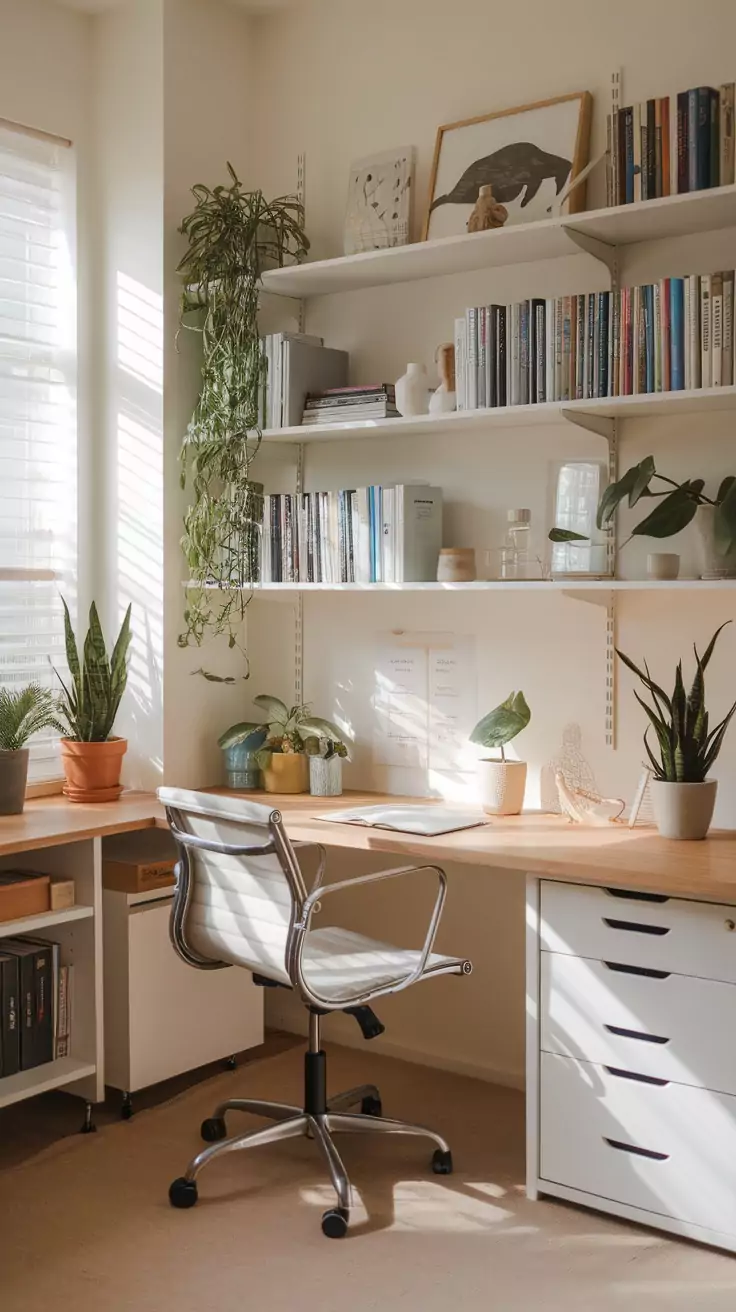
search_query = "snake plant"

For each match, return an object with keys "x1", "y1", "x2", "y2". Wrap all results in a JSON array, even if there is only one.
[
  {"x1": 617, "y1": 622, "x2": 736, "y2": 782},
  {"x1": 53, "y1": 599, "x2": 133, "y2": 742},
  {"x1": 0, "y1": 685, "x2": 64, "y2": 752}
]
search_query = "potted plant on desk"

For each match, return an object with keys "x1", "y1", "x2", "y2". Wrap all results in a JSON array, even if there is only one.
[
  {"x1": 617, "y1": 623, "x2": 736, "y2": 840},
  {"x1": 470, "y1": 691, "x2": 531, "y2": 815},
  {"x1": 304, "y1": 735, "x2": 349, "y2": 797},
  {"x1": 0, "y1": 685, "x2": 65, "y2": 815},
  {"x1": 253, "y1": 694, "x2": 343, "y2": 795},
  {"x1": 53, "y1": 599, "x2": 133, "y2": 803}
]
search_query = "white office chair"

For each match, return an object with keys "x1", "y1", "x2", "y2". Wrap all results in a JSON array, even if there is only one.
[{"x1": 159, "y1": 788, "x2": 472, "y2": 1238}]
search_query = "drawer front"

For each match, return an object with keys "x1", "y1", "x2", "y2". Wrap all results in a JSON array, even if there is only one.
[
  {"x1": 541, "y1": 951, "x2": 736, "y2": 1095},
  {"x1": 541, "y1": 880, "x2": 736, "y2": 983},
  {"x1": 540, "y1": 1051, "x2": 736, "y2": 1236}
]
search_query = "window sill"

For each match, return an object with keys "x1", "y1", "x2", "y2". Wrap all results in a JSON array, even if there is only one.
[{"x1": 26, "y1": 779, "x2": 65, "y2": 799}]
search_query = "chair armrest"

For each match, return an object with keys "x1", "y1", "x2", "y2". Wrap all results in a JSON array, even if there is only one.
[{"x1": 292, "y1": 840, "x2": 327, "y2": 892}]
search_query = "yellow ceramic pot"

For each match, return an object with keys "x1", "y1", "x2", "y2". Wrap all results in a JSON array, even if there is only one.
[{"x1": 262, "y1": 752, "x2": 308, "y2": 795}]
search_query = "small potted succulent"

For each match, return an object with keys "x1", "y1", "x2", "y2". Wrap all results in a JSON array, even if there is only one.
[
  {"x1": 53, "y1": 599, "x2": 132, "y2": 803},
  {"x1": 0, "y1": 684, "x2": 64, "y2": 815},
  {"x1": 218, "y1": 722, "x2": 268, "y2": 790},
  {"x1": 617, "y1": 622, "x2": 736, "y2": 840},
  {"x1": 470, "y1": 691, "x2": 531, "y2": 815},
  {"x1": 252, "y1": 695, "x2": 343, "y2": 795},
  {"x1": 304, "y1": 735, "x2": 349, "y2": 797}
]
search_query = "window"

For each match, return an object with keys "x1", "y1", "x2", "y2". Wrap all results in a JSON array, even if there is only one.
[{"x1": 0, "y1": 122, "x2": 76, "y2": 781}]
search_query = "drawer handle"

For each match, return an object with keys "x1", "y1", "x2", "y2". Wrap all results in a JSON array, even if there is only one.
[
  {"x1": 606, "y1": 888, "x2": 670, "y2": 904},
  {"x1": 605, "y1": 1024, "x2": 670, "y2": 1045},
  {"x1": 603, "y1": 918, "x2": 670, "y2": 937},
  {"x1": 605, "y1": 1065, "x2": 669, "y2": 1086},
  {"x1": 604, "y1": 961, "x2": 671, "y2": 979},
  {"x1": 604, "y1": 1137, "x2": 669, "y2": 1162}
]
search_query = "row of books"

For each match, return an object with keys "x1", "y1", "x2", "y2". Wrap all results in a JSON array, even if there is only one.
[
  {"x1": 1, "y1": 937, "x2": 72, "y2": 1077},
  {"x1": 302, "y1": 383, "x2": 399, "y2": 425},
  {"x1": 454, "y1": 273, "x2": 735, "y2": 407},
  {"x1": 259, "y1": 332, "x2": 348, "y2": 430},
  {"x1": 606, "y1": 82, "x2": 735, "y2": 206},
  {"x1": 260, "y1": 485, "x2": 442, "y2": 584}
]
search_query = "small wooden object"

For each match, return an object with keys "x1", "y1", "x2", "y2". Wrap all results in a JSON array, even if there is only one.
[
  {"x1": 0, "y1": 871, "x2": 50, "y2": 922},
  {"x1": 437, "y1": 547, "x2": 476, "y2": 582},
  {"x1": 467, "y1": 185, "x2": 508, "y2": 232},
  {"x1": 436, "y1": 342, "x2": 456, "y2": 391},
  {"x1": 50, "y1": 877, "x2": 76, "y2": 911},
  {"x1": 103, "y1": 830, "x2": 177, "y2": 894}
]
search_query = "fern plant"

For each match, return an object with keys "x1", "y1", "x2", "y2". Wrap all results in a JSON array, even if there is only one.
[
  {"x1": 0, "y1": 685, "x2": 63, "y2": 752},
  {"x1": 617, "y1": 622, "x2": 736, "y2": 782},
  {"x1": 177, "y1": 164, "x2": 309, "y2": 678},
  {"x1": 53, "y1": 599, "x2": 133, "y2": 742}
]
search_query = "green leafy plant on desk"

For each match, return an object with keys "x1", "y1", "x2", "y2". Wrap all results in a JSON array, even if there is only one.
[
  {"x1": 618, "y1": 620, "x2": 736, "y2": 839},
  {"x1": 470, "y1": 691, "x2": 531, "y2": 817},
  {"x1": 0, "y1": 685, "x2": 64, "y2": 816},
  {"x1": 221, "y1": 694, "x2": 343, "y2": 796}
]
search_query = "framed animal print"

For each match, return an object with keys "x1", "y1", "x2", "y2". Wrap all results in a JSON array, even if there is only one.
[{"x1": 423, "y1": 92, "x2": 592, "y2": 240}]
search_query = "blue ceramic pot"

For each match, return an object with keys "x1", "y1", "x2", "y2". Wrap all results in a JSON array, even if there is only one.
[{"x1": 221, "y1": 740, "x2": 263, "y2": 791}]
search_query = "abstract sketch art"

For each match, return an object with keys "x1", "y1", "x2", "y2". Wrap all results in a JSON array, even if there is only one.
[
  {"x1": 344, "y1": 147, "x2": 415, "y2": 255},
  {"x1": 423, "y1": 93, "x2": 592, "y2": 240}
]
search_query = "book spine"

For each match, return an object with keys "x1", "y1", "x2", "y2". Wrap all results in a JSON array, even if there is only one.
[
  {"x1": 466, "y1": 307, "x2": 478, "y2": 409},
  {"x1": 484, "y1": 306, "x2": 494, "y2": 407},
  {"x1": 519, "y1": 300, "x2": 530, "y2": 405},
  {"x1": 640, "y1": 104, "x2": 648, "y2": 202},
  {"x1": 592, "y1": 294, "x2": 601, "y2": 397},
  {"x1": 720, "y1": 84, "x2": 735, "y2": 186},
  {"x1": 697, "y1": 87, "x2": 712, "y2": 190},
  {"x1": 701, "y1": 273, "x2": 711, "y2": 387},
  {"x1": 612, "y1": 290, "x2": 621, "y2": 396},
  {"x1": 1, "y1": 956, "x2": 20, "y2": 1076},
  {"x1": 535, "y1": 301, "x2": 545, "y2": 403},
  {"x1": 711, "y1": 273, "x2": 723, "y2": 387},
  {"x1": 612, "y1": 108, "x2": 620, "y2": 205},
  {"x1": 599, "y1": 291, "x2": 610, "y2": 398},
  {"x1": 688, "y1": 89, "x2": 699, "y2": 192},
  {"x1": 454, "y1": 317, "x2": 466, "y2": 411},
  {"x1": 661, "y1": 279, "x2": 671, "y2": 393},
  {"x1": 710, "y1": 88, "x2": 720, "y2": 188},
  {"x1": 561, "y1": 296, "x2": 571, "y2": 401},
  {"x1": 56, "y1": 964, "x2": 70, "y2": 1059},
  {"x1": 633, "y1": 103, "x2": 642, "y2": 202},
  {"x1": 689, "y1": 274, "x2": 701, "y2": 388},
  {"x1": 575, "y1": 294, "x2": 585, "y2": 399},
  {"x1": 677, "y1": 92, "x2": 689, "y2": 193},
  {"x1": 670, "y1": 277, "x2": 685, "y2": 390},
  {"x1": 723, "y1": 273, "x2": 734, "y2": 387},
  {"x1": 661, "y1": 96, "x2": 671, "y2": 196},
  {"x1": 606, "y1": 112, "x2": 613, "y2": 206},
  {"x1": 654, "y1": 98, "x2": 663, "y2": 197},
  {"x1": 624, "y1": 107, "x2": 635, "y2": 203},
  {"x1": 496, "y1": 306, "x2": 507, "y2": 406},
  {"x1": 647, "y1": 98, "x2": 656, "y2": 197},
  {"x1": 478, "y1": 305, "x2": 487, "y2": 409},
  {"x1": 585, "y1": 294, "x2": 595, "y2": 398},
  {"x1": 509, "y1": 304, "x2": 520, "y2": 406},
  {"x1": 643, "y1": 286, "x2": 654, "y2": 393},
  {"x1": 569, "y1": 295, "x2": 577, "y2": 400},
  {"x1": 653, "y1": 281, "x2": 662, "y2": 392}
]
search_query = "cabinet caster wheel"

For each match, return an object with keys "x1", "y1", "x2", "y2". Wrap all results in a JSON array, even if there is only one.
[
  {"x1": 169, "y1": 1177, "x2": 198, "y2": 1209},
  {"x1": 201, "y1": 1116, "x2": 227, "y2": 1142},
  {"x1": 224, "y1": 1055, "x2": 237, "y2": 1071},
  {"x1": 431, "y1": 1148, "x2": 453, "y2": 1175},
  {"x1": 121, "y1": 1094, "x2": 133, "y2": 1121},
  {"x1": 321, "y1": 1206, "x2": 348, "y2": 1238},
  {"x1": 360, "y1": 1095, "x2": 382, "y2": 1117}
]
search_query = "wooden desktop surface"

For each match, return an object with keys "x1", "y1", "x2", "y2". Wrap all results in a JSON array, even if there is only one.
[{"x1": 1, "y1": 789, "x2": 736, "y2": 904}]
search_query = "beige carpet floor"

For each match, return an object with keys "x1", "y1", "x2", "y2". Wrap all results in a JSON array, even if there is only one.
[{"x1": 1, "y1": 1043, "x2": 735, "y2": 1312}]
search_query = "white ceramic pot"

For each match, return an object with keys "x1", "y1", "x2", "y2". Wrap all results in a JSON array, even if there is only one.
[
  {"x1": 395, "y1": 363, "x2": 429, "y2": 416},
  {"x1": 695, "y1": 505, "x2": 736, "y2": 579},
  {"x1": 647, "y1": 552, "x2": 680, "y2": 580},
  {"x1": 309, "y1": 755, "x2": 343, "y2": 797},
  {"x1": 428, "y1": 383, "x2": 456, "y2": 414},
  {"x1": 650, "y1": 779, "x2": 717, "y2": 840},
  {"x1": 477, "y1": 759, "x2": 527, "y2": 816}
]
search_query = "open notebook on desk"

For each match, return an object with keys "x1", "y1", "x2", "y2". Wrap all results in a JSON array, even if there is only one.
[{"x1": 313, "y1": 804, "x2": 489, "y2": 837}]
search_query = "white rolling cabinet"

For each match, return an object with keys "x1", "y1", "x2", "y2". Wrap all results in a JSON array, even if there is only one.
[
  {"x1": 102, "y1": 882, "x2": 263, "y2": 1114},
  {"x1": 527, "y1": 876, "x2": 736, "y2": 1254}
]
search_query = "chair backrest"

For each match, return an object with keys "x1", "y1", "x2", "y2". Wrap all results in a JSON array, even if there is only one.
[{"x1": 158, "y1": 788, "x2": 307, "y2": 984}]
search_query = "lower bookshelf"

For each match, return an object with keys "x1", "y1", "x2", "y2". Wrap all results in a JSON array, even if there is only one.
[{"x1": 0, "y1": 1057, "x2": 97, "y2": 1111}]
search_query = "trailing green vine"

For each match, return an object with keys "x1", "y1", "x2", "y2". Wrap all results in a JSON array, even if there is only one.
[{"x1": 177, "y1": 163, "x2": 308, "y2": 679}]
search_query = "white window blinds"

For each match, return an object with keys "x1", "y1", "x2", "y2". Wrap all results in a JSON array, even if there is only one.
[{"x1": 0, "y1": 123, "x2": 77, "y2": 781}]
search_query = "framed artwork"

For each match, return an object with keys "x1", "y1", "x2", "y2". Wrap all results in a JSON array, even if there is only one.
[
  {"x1": 343, "y1": 147, "x2": 415, "y2": 255},
  {"x1": 423, "y1": 92, "x2": 592, "y2": 241}
]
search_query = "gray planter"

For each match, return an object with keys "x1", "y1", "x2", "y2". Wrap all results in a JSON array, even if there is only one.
[
  {"x1": 0, "y1": 748, "x2": 30, "y2": 815},
  {"x1": 650, "y1": 779, "x2": 718, "y2": 840},
  {"x1": 309, "y1": 755, "x2": 343, "y2": 797}
]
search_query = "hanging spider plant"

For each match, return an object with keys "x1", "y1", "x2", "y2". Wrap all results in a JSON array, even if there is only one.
[{"x1": 177, "y1": 163, "x2": 308, "y2": 679}]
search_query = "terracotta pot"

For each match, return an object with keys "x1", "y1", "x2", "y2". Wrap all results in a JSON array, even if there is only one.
[
  {"x1": 262, "y1": 752, "x2": 308, "y2": 795},
  {"x1": 60, "y1": 737, "x2": 128, "y2": 803},
  {"x1": 0, "y1": 748, "x2": 29, "y2": 815}
]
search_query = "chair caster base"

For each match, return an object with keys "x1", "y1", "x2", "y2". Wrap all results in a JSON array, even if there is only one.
[
  {"x1": 360, "y1": 1095, "x2": 383, "y2": 1117},
  {"x1": 431, "y1": 1148, "x2": 453, "y2": 1175},
  {"x1": 201, "y1": 1116, "x2": 227, "y2": 1142},
  {"x1": 321, "y1": 1206, "x2": 349, "y2": 1238},
  {"x1": 169, "y1": 1177, "x2": 198, "y2": 1209}
]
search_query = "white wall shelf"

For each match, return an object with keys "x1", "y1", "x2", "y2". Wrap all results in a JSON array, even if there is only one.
[
  {"x1": 260, "y1": 386, "x2": 736, "y2": 444},
  {"x1": 0, "y1": 1057, "x2": 97, "y2": 1111},
  {"x1": 260, "y1": 185, "x2": 736, "y2": 298},
  {"x1": 190, "y1": 579, "x2": 736, "y2": 595},
  {"x1": 0, "y1": 904, "x2": 93, "y2": 940}
]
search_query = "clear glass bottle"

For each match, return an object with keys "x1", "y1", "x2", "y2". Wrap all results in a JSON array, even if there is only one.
[{"x1": 500, "y1": 508, "x2": 532, "y2": 580}]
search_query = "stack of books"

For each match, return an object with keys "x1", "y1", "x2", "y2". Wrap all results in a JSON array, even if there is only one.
[
  {"x1": 607, "y1": 82, "x2": 735, "y2": 205},
  {"x1": 455, "y1": 272, "x2": 734, "y2": 408},
  {"x1": 259, "y1": 333, "x2": 348, "y2": 429},
  {"x1": 301, "y1": 384, "x2": 399, "y2": 425},
  {"x1": 260, "y1": 484, "x2": 442, "y2": 583},
  {"x1": 1, "y1": 937, "x2": 72, "y2": 1076}
]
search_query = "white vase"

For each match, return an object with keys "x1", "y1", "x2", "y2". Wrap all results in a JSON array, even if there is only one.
[
  {"x1": 395, "y1": 363, "x2": 429, "y2": 416},
  {"x1": 309, "y1": 755, "x2": 343, "y2": 797},
  {"x1": 477, "y1": 759, "x2": 527, "y2": 816},
  {"x1": 650, "y1": 779, "x2": 717, "y2": 840},
  {"x1": 695, "y1": 504, "x2": 736, "y2": 579},
  {"x1": 428, "y1": 383, "x2": 456, "y2": 414}
]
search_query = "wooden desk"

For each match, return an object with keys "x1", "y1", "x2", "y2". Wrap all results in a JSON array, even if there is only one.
[{"x1": 0, "y1": 790, "x2": 164, "y2": 858}]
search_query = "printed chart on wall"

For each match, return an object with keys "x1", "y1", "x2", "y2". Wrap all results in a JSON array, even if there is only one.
[{"x1": 373, "y1": 632, "x2": 477, "y2": 787}]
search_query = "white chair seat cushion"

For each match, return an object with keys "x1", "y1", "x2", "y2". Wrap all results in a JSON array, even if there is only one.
[{"x1": 301, "y1": 926, "x2": 462, "y2": 1003}]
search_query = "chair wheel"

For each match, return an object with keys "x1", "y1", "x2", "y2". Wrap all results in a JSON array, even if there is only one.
[
  {"x1": 360, "y1": 1095, "x2": 382, "y2": 1117},
  {"x1": 431, "y1": 1148, "x2": 453, "y2": 1175},
  {"x1": 201, "y1": 1116, "x2": 227, "y2": 1142},
  {"x1": 169, "y1": 1177, "x2": 198, "y2": 1209},
  {"x1": 322, "y1": 1206, "x2": 349, "y2": 1238}
]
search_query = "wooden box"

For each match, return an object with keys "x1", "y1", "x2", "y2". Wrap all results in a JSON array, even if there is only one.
[
  {"x1": 102, "y1": 830, "x2": 177, "y2": 894},
  {"x1": 0, "y1": 871, "x2": 51, "y2": 923}
]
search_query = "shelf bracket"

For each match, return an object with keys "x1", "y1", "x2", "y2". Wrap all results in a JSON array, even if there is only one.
[
  {"x1": 560, "y1": 408, "x2": 615, "y2": 442},
  {"x1": 562, "y1": 226, "x2": 618, "y2": 276},
  {"x1": 561, "y1": 588, "x2": 618, "y2": 749}
]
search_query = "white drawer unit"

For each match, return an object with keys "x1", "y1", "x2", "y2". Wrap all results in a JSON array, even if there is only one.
[
  {"x1": 527, "y1": 876, "x2": 736, "y2": 1254},
  {"x1": 540, "y1": 879, "x2": 736, "y2": 983},
  {"x1": 541, "y1": 950, "x2": 736, "y2": 1095}
]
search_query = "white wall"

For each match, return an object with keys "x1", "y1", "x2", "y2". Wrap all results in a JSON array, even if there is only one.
[{"x1": 245, "y1": 0, "x2": 736, "y2": 1085}]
